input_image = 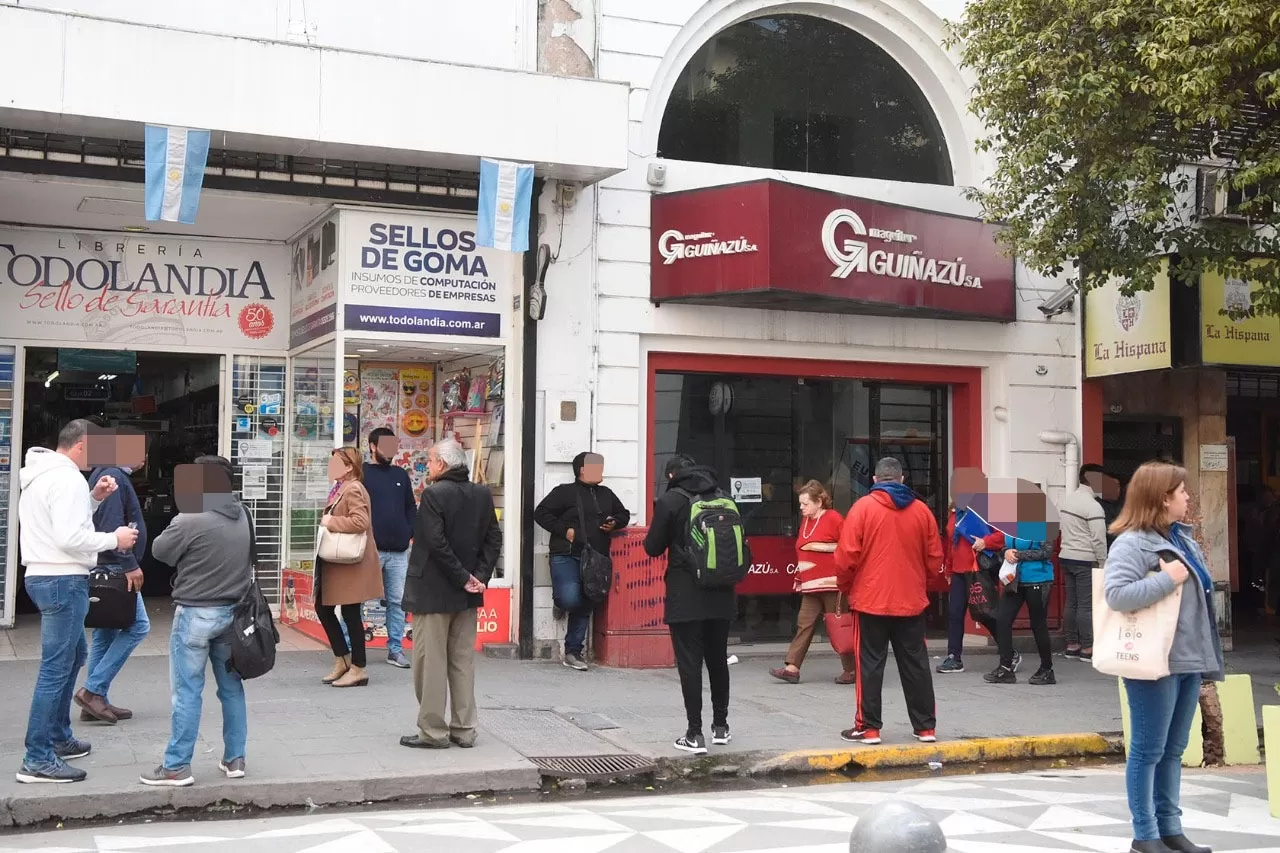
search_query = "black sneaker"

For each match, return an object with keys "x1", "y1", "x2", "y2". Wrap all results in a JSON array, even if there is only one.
[
  {"x1": 1011, "y1": 651, "x2": 1024, "y2": 673},
  {"x1": 839, "y1": 727, "x2": 882, "y2": 744},
  {"x1": 54, "y1": 737, "x2": 91, "y2": 760},
  {"x1": 16, "y1": 760, "x2": 86, "y2": 784},
  {"x1": 1029, "y1": 667, "x2": 1057, "y2": 685},
  {"x1": 984, "y1": 665, "x2": 1017, "y2": 684},
  {"x1": 1063, "y1": 647, "x2": 1082, "y2": 659},
  {"x1": 935, "y1": 655, "x2": 964, "y2": 674},
  {"x1": 1079, "y1": 650, "x2": 1093, "y2": 663},
  {"x1": 674, "y1": 733, "x2": 707, "y2": 755},
  {"x1": 711, "y1": 725, "x2": 731, "y2": 745}
]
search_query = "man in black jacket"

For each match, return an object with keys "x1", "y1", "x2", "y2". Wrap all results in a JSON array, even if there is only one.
[
  {"x1": 534, "y1": 451, "x2": 631, "y2": 671},
  {"x1": 643, "y1": 455, "x2": 736, "y2": 756},
  {"x1": 400, "y1": 439, "x2": 502, "y2": 750}
]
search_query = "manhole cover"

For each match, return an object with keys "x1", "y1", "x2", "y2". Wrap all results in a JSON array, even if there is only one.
[{"x1": 529, "y1": 754, "x2": 657, "y2": 781}]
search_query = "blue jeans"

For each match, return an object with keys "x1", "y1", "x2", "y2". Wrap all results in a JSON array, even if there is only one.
[
  {"x1": 379, "y1": 550, "x2": 409, "y2": 655},
  {"x1": 23, "y1": 575, "x2": 90, "y2": 767},
  {"x1": 550, "y1": 555, "x2": 590, "y2": 656},
  {"x1": 85, "y1": 568, "x2": 150, "y2": 699},
  {"x1": 163, "y1": 605, "x2": 247, "y2": 771},
  {"x1": 1124, "y1": 673, "x2": 1202, "y2": 840}
]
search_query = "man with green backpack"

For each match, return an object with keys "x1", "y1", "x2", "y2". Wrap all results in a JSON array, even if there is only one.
[{"x1": 643, "y1": 455, "x2": 752, "y2": 755}]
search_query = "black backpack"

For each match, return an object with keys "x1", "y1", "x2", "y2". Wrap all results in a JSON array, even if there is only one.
[
  {"x1": 671, "y1": 487, "x2": 752, "y2": 588},
  {"x1": 575, "y1": 492, "x2": 613, "y2": 603},
  {"x1": 223, "y1": 509, "x2": 279, "y2": 680}
]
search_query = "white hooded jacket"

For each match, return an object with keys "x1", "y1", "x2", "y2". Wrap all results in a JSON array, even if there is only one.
[{"x1": 18, "y1": 447, "x2": 119, "y2": 577}]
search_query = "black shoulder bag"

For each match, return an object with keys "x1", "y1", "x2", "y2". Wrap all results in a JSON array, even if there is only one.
[
  {"x1": 85, "y1": 468, "x2": 139, "y2": 630},
  {"x1": 575, "y1": 491, "x2": 613, "y2": 604},
  {"x1": 224, "y1": 509, "x2": 280, "y2": 680}
]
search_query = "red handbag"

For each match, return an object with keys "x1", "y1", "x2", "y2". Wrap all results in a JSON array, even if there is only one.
[{"x1": 824, "y1": 594, "x2": 856, "y2": 656}]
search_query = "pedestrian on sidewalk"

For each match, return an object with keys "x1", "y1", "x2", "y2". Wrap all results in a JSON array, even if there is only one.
[
  {"x1": 1057, "y1": 464, "x2": 1110, "y2": 664},
  {"x1": 936, "y1": 500, "x2": 1006, "y2": 674},
  {"x1": 315, "y1": 447, "x2": 383, "y2": 689},
  {"x1": 141, "y1": 456, "x2": 254, "y2": 787},
  {"x1": 1103, "y1": 461, "x2": 1222, "y2": 853},
  {"x1": 400, "y1": 439, "x2": 502, "y2": 750},
  {"x1": 535, "y1": 450, "x2": 631, "y2": 672},
  {"x1": 16, "y1": 420, "x2": 138, "y2": 784},
  {"x1": 834, "y1": 457, "x2": 942, "y2": 746},
  {"x1": 644, "y1": 454, "x2": 736, "y2": 756},
  {"x1": 76, "y1": 427, "x2": 150, "y2": 725},
  {"x1": 983, "y1": 532, "x2": 1057, "y2": 686},
  {"x1": 770, "y1": 480, "x2": 855, "y2": 685},
  {"x1": 364, "y1": 428, "x2": 418, "y2": 670}
]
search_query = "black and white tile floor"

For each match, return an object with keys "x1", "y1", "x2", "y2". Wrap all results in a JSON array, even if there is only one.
[{"x1": 2, "y1": 768, "x2": 1277, "y2": 852}]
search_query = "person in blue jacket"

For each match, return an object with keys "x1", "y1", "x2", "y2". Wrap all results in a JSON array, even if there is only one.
[
  {"x1": 983, "y1": 533, "x2": 1056, "y2": 686},
  {"x1": 75, "y1": 428, "x2": 150, "y2": 725}
]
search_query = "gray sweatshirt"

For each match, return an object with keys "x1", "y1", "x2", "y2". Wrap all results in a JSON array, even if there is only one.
[{"x1": 152, "y1": 500, "x2": 253, "y2": 608}]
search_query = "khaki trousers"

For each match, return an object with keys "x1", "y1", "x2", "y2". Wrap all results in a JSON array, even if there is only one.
[
  {"x1": 411, "y1": 610, "x2": 478, "y2": 743},
  {"x1": 786, "y1": 591, "x2": 856, "y2": 673}
]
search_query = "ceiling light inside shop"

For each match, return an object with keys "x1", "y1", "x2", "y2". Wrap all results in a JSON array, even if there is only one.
[
  {"x1": 356, "y1": 348, "x2": 378, "y2": 353},
  {"x1": 44, "y1": 370, "x2": 59, "y2": 388}
]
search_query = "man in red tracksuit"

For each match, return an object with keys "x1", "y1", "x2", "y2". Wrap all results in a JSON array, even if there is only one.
[{"x1": 835, "y1": 457, "x2": 944, "y2": 745}]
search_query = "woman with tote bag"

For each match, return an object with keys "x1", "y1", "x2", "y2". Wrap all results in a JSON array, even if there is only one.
[
  {"x1": 1101, "y1": 462, "x2": 1224, "y2": 853},
  {"x1": 315, "y1": 447, "x2": 383, "y2": 689}
]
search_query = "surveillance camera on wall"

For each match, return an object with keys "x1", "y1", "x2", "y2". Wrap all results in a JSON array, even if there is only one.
[{"x1": 1038, "y1": 284, "x2": 1077, "y2": 317}]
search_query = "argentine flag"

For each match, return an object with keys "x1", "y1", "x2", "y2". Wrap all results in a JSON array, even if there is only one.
[
  {"x1": 476, "y1": 158, "x2": 534, "y2": 253},
  {"x1": 144, "y1": 125, "x2": 211, "y2": 225}
]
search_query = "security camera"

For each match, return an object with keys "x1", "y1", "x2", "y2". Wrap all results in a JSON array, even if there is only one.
[{"x1": 1038, "y1": 284, "x2": 1077, "y2": 317}]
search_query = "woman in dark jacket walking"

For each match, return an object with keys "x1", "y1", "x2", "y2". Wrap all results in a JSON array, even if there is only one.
[{"x1": 643, "y1": 455, "x2": 735, "y2": 756}]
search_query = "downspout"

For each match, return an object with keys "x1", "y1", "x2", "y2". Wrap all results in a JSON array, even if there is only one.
[
  {"x1": 518, "y1": 177, "x2": 545, "y2": 659},
  {"x1": 1038, "y1": 430, "x2": 1079, "y2": 492}
]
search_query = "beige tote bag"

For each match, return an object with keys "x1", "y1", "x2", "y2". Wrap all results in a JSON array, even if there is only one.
[
  {"x1": 317, "y1": 527, "x2": 366, "y2": 564},
  {"x1": 1091, "y1": 567, "x2": 1183, "y2": 680}
]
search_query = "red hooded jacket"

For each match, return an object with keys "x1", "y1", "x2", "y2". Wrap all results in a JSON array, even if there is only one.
[
  {"x1": 835, "y1": 485, "x2": 944, "y2": 617},
  {"x1": 943, "y1": 510, "x2": 1007, "y2": 578}
]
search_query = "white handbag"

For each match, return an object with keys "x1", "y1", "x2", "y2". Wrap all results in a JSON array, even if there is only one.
[
  {"x1": 318, "y1": 527, "x2": 366, "y2": 564},
  {"x1": 1091, "y1": 567, "x2": 1183, "y2": 680}
]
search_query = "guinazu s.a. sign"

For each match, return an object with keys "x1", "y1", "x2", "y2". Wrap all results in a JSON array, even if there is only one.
[{"x1": 650, "y1": 180, "x2": 1016, "y2": 322}]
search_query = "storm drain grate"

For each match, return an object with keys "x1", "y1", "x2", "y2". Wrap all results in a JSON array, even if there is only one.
[{"x1": 529, "y1": 754, "x2": 657, "y2": 780}]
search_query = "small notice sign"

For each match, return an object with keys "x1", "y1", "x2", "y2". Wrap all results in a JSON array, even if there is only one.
[
  {"x1": 731, "y1": 477, "x2": 763, "y2": 503},
  {"x1": 1199, "y1": 444, "x2": 1229, "y2": 473},
  {"x1": 237, "y1": 440, "x2": 273, "y2": 460}
]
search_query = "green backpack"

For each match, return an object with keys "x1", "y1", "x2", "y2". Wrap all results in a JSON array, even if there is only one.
[{"x1": 672, "y1": 488, "x2": 752, "y2": 588}]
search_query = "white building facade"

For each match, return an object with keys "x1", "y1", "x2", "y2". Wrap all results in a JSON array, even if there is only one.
[
  {"x1": 531, "y1": 0, "x2": 1083, "y2": 655},
  {"x1": 0, "y1": 0, "x2": 630, "y2": 652}
]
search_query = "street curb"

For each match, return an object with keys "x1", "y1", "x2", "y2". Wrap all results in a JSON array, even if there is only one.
[
  {"x1": 747, "y1": 732, "x2": 1124, "y2": 776},
  {"x1": 0, "y1": 766, "x2": 543, "y2": 829}
]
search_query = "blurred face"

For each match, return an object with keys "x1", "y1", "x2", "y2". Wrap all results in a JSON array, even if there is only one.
[
  {"x1": 579, "y1": 453, "x2": 604, "y2": 485},
  {"x1": 798, "y1": 492, "x2": 821, "y2": 518},
  {"x1": 1164, "y1": 481, "x2": 1190, "y2": 524},
  {"x1": 174, "y1": 463, "x2": 234, "y2": 513},
  {"x1": 371, "y1": 435, "x2": 398, "y2": 464},
  {"x1": 328, "y1": 452, "x2": 352, "y2": 481}
]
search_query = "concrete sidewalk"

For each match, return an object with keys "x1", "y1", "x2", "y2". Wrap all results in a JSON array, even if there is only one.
[{"x1": 2, "y1": 639, "x2": 1276, "y2": 827}]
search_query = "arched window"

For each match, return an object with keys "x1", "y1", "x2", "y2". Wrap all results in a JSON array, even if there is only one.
[{"x1": 658, "y1": 15, "x2": 953, "y2": 185}]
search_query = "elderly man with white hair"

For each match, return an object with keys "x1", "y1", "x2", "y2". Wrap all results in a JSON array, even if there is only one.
[{"x1": 399, "y1": 439, "x2": 502, "y2": 750}]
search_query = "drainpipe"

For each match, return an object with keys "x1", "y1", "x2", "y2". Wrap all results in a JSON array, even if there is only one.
[
  {"x1": 1038, "y1": 430, "x2": 1079, "y2": 492},
  {"x1": 517, "y1": 178, "x2": 545, "y2": 660}
]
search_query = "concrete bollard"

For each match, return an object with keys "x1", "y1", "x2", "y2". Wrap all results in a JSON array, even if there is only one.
[{"x1": 850, "y1": 801, "x2": 947, "y2": 852}]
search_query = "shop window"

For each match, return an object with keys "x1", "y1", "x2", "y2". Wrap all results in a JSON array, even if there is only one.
[
  {"x1": 0, "y1": 347, "x2": 12, "y2": 620},
  {"x1": 658, "y1": 14, "x2": 953, "y2": 185},
  {"x1": 231, "y1": 355, "x2": 286, "y2": 602},
  {"x1": 285, "y1": 348, "x2": 339, "y2": 605}
]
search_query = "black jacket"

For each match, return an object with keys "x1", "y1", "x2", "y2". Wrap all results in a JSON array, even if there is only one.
[
  {"x1": 403, "y1": 467, "x2": 503, "y2": 615},
  {"x1": 535, "y1": 480, "x2": 631, "y2": 557},
  {"x1": 643, "y1": 466, "x2": 736, "y2": 625}
]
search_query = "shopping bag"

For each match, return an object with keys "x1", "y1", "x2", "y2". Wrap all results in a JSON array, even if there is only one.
[
  {"x1": 965, "y1": 569, "x2": 998, "y2": 623},
  {"x1": 824, "y1": 595, "x2": 856, "y2": 656},
  {"x1": 1092, "y1": 567, "x2": 1182, "y2": 680}
]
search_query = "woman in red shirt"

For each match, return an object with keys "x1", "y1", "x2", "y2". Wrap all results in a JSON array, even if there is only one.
[
  {"x1": 937, "y1": 502, "x2": 1008, "y2": 674},
  {"x1": 770, "y1": 481, "x2": 856, "y2": 684}
]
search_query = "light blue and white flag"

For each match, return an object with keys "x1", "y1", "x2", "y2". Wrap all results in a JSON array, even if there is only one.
[
  {"x1": 476, "y1": 158, "x2": 534, "y2": 253},
  {"x1": 144, "y1": 125, "x2": 211, "y2": 225}
]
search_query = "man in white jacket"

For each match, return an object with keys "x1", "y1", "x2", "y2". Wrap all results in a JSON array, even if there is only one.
[{"x1": 16, "y1": 419, "x2": 138, "y2": 784}]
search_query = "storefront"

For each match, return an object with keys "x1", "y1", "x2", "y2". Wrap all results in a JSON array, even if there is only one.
[{"x1": 0, "y1": 202, "x2": 520, "y2": 651}]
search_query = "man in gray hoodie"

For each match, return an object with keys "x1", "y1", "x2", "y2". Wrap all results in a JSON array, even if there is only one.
[{"x1": 141, "y1": 456, "x2": 253, "y2": 788}]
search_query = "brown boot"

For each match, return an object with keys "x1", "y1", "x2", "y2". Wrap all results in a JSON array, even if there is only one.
[
  {"x1": 321, "y1": 655, "x2": 351, "y2": 684},
  {"x1": 332, "y1": 665, "x2": 368, "y2": 688},
  {"x1": 74, "y1": 688, "x2": 118, "y2": 724}
]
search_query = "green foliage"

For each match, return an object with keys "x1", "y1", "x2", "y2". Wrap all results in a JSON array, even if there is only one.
[{"x1": 946, "y1": 0, "x2": 1280, "y2": 314}]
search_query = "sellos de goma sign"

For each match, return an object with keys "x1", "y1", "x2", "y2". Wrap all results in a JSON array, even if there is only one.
[
  {"x1": 649, "y1": 180, "x2": 1016, "y2": 322},
  {"x1": 0, "y1": 229, "x2": 288, "y2": 350}
]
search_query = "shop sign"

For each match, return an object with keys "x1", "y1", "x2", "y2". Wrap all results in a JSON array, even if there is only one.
[
  {"x1": 288, "y1": 214, "x2": 340, "y2": 349},
  {"x1": 338, "y1": 209, "x2": 512, "y2": 340},
  {"x1": 649, "y1": 180, "x2": 1016, "y2": 322},
  {"x1": 737, "y1": 535, "x2": 799, "y2": 596},
  {"x1": 1083, "y1": 263, "x2": 1173, "y2": 378},
  {"x1": 1200, "y1": 268, "x2": 1280, "y2": 367},
  {"x1": 0, "y1": 229, "x2": 288, "y2": 351}
]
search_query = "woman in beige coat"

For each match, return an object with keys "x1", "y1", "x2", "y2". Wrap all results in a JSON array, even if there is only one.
[{"x1": 316, "y1": 447, "x2": 384, "y2": 688}]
